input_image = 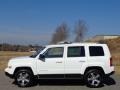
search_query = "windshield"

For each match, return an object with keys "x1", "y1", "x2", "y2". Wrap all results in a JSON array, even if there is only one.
[{"x1": 30, "y1": 47, "x2": 45, "y2": 58}]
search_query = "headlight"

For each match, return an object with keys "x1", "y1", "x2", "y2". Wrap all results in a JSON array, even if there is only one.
[
  {"x1": 7, "y1": 60, "x2": 12, "y2": 69},
  {"x1": 8, "y1": 65, "x2": 12, "y2": 69}
]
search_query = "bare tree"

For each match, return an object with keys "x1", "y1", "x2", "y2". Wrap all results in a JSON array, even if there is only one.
[
  {"x1": 74, "y1": 20, "x2": 87, "y2": 42},
  {"x1": 50, "y1": 23, "x2": 69, "y2": 44}
]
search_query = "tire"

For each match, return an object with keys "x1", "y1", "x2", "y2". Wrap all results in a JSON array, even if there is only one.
[
  {"x1": 15, "y1": 69, "x2": 34, "y2": 87},
  {"x1": 84, "y1": 69, "x2": 103, "y2": 88}
]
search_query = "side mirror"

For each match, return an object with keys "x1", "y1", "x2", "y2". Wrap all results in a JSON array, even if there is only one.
[{"x1": 39, "y1": 54, "x2": 45, "y2": 61}]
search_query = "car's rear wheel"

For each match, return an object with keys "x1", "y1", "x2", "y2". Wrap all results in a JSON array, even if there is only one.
[
  {"x1": 15, "y1": 69, "x2": 33, "y2": 87},
  {"x1": 85, "y1": 69, "x2": 103, "y2": 88}
]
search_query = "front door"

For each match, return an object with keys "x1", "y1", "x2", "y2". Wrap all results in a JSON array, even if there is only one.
[{"x1": 37, "y1": 47, "x2": 64, "y2": 78}]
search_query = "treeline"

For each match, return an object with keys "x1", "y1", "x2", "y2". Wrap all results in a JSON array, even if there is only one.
[
  {"x1": 50, "y1": 20, "x2": 87, "y2": 44},
  {"x1": 0, "y1": 19, "x2": 88, "y2": 51},
  {"x1": 0, "y1": 43, "x2": 42, "y2": 52}
]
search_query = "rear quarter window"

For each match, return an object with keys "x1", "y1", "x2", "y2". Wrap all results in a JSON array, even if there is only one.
[{"x1": 89, "y1": 46, "x2": 104, "y2": 56}]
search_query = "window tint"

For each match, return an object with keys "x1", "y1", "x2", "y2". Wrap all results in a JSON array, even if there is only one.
[
  {"x1": 45, "y1": 47, "x2": 64, "y2": 58},
  {"x1": 89, "y1": 46, "x2": 104, "y2": 56},
  {"x1": 67, "y1": 46, "x2": 85, "y2": 57}
]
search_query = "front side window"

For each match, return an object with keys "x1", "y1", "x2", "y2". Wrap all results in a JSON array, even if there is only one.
[
  {"x1": 44, "y1": 47, "x2": 64, "y2": 58},
  {"x1": 67, "y1": 46, "x2": 85, "y2": 57},
  {"x1": 89, "y1": 46, "x2": 104, "y2": 56}
]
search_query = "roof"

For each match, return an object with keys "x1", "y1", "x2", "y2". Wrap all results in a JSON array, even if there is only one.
[{"x1": 47, "y1": 42, "x2": 105, "y2": 47}]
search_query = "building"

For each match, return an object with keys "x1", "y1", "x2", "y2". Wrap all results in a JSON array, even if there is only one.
[{"x1": 88, "y1": 35, "x2": 120, "y2": 42}]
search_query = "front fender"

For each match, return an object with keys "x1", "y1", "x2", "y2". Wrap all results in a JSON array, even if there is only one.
[{"x1": 13, "y1": 62, "x2": 37, "y2": 75}]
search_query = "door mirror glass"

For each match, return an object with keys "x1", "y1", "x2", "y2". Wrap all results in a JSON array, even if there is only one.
[{"x1": 39, "y1": 54, "x2": 45, "y2": 61}]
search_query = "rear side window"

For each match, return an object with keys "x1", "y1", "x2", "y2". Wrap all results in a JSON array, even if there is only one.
[
  {"x1": 67, "y1": 46, "x2": 85, "y2": 57},
  {"x1": 89, "y1": 46, "x2": 104, "y2": 56}
]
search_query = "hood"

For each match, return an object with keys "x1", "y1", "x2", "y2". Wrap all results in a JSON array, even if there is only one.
[
  {"x1": 9, "y1": 56, "x2": 33, "y2": 63},
  {"x1": 12, "y1": 56, "x2": 30, "y2": 60},
  {"x1": 8, "y1": 56, "x2": 35, "y2": 67},
  {"x1": 9, "y1": 56, "x2": 34, "y2": 64}
]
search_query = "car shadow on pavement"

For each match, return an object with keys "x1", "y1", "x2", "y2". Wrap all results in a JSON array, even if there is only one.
[
  {"x1": 103, "y1": 76, "x2": 116, "y2": 86},
  {"x1": 12, "y1": 76, "x2": 116, "y2": 87},
  {"x1": 37, "y1": 79, "x2": 85, "y2": 86},
  {"x1": 36, "y1": 77, "x2": 116, "y2": 87},
  {"x1": 12, "y1": 79, "x2": 85, "y2": 87}
]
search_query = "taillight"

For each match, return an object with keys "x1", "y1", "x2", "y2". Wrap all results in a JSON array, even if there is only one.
[{"x1": 110, "y1": 57, "x2": 113, "y2": 66}]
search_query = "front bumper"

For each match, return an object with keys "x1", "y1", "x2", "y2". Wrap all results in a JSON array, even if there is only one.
[
  {"x1": 5, "y1": 72, "x2": 13, "y2": 78},
  {"x1": 5, "y1": 67, "x2": 14, "y2": 79}
]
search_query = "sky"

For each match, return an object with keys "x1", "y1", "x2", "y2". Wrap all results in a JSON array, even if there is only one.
[{"x1": 0, "y1": 0, "x2": 120, "y2": 45}]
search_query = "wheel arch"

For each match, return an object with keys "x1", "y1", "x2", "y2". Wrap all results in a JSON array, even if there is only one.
[
  {"x1": 84, "y1": 66, "x2": 105, "y2": 75},
  {"x1": 13, "y1": 67, "x2": 34, "y2": 77}
]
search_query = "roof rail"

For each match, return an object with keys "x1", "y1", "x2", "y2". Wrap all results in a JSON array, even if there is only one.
[{"x1": 57, "y1": 41, "x2": 72, "y2": 44}]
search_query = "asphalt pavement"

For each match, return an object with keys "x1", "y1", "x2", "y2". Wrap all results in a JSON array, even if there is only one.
[{"x1": 0, "y1": 71, "x2": 120, "y2": 90}]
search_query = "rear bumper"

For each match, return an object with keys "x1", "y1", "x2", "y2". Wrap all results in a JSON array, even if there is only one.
[{"x1": 106, "y1": 71, "x2": 115, "y2": 76}]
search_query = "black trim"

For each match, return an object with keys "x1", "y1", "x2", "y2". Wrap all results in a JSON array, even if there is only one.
[
  {"x1": 65, "y1": 74, "x2": 83, "y2": 79},
  {"x1": 5, "y1": 71, "x2": 115, "y2": 79},
  {"x1": 5, "y1": 72, "x2": 13, "y2": 78},
  {"x1": 106, "y1": 71, "x2": 115, "y2": 76},
  {"x1": 5, "y1": 72, "x2": 84, "y2": 79},
  {"x1": 38, "y1": 74, "x2": 64, "y2": 79},
  {"x1": 38, "y1": 74, "x2": 83, "y2": 79}
]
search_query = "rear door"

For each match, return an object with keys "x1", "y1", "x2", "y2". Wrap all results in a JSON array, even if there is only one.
[{"x1": 65, "y1": 46, "x2": 87, "y2": 78}]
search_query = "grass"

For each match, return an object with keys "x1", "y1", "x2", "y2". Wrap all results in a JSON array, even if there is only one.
[
  {"x1": 0, "y1": 51, "x2": 32, "y2": 71},
  {"x1": 0, "y1": 51, "x2": 120, "y2": 75},
  {"x1": 115, "y1": 66, "x2": 120, "y2": 75}
]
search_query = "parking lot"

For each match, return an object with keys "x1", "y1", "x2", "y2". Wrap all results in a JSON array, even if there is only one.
[{"x1": 0, "y1": 71, "x2": 120, "y2": 90}]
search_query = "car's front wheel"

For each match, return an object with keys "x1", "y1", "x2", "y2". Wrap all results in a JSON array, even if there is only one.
[{"x1": 15, "y1": 69, "x2": 33, "y2": 87}]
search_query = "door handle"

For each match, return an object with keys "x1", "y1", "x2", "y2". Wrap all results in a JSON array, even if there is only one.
[
  {"x1": 56, "y1": 61, "x2": 62, "y2": 63},
  {"x1": 79, "y1": 61, "x2": 85, "y2": 62}
]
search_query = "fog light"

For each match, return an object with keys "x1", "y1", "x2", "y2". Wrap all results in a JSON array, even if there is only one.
[{"x1": 8, "y1": 66, "x2": 12, "y2": 68}]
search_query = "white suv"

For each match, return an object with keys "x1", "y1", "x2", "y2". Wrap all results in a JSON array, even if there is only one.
[{"x1": 5, "y1": 43, "x2": 114, "y2": 88}]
